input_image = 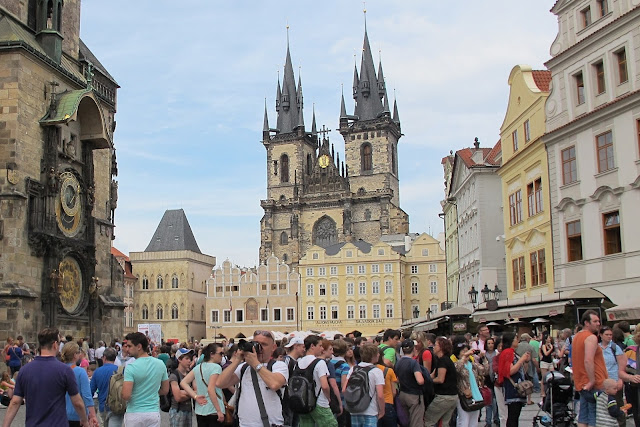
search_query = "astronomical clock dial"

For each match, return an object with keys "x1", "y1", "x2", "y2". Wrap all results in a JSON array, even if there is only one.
[
  {"x1": 55, "y1": 172, "x2": 83, "y2": 237},
  {"x1": 58, "y1": 257, "x2": 83, "y2": 314},
  {"x1": 318, "y1": 154, "x2": 330, "y2": 168}
]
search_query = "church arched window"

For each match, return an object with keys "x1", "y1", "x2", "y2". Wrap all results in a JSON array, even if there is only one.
[
  {"x1": 172, "y1": 275, "x2": 179, "y2": 288},
  {"x1": 157, "y1": 275, "x2": 163, "y2": 289},
  {"x1": 156, "y1": 304, "x2": 163, "y2": 320},
  {"x1": 280, "y1": 154, "x2": 289, "y2": 183},
  {"x1": 171, "y1": 303, "x2": 179, "y2": 319},
  {"x1": 361, "y1": 143, "x2": 372, "y2": 172},
  {"x1": 280, "y1": 231, "x2": 288, "y2": 245},
  {"x1": 141, "y1": 305, "x2": 148, "y2": 320},
  {"x1": 142, "y1": 275, "x2": 149, "y2": 290},
  {"x1": 313, "y1": 216, "x2": 338, "y2": 248}
]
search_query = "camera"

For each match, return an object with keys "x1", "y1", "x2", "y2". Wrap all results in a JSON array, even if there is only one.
[
  {"x1": 238, "y1": 339, "x2": 262, "y2": 354},
  {"x1": 473, "y1": 349, "x2": 481, "y2": 355}
]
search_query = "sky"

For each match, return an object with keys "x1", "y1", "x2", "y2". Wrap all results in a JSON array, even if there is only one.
[{"x1": 79, "y1": 1, "x2": 558, "y2": 267}]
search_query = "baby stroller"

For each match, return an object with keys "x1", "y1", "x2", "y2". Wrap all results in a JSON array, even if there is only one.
[{"x1": 532, "y1": 371, "x2": 576, "y2": 427}]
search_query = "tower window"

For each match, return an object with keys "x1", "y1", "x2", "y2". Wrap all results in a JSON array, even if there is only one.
[
  {"x1": 280, "y1": 154, "x2": 289, "y2": 183},
  {"x1": 391, "y1": 144, "x2": 397, "y2": 174},
  {"x1": 280, "y1": 231, "x2": 288, "y2": 245},
  {"x1": 361, "y1": 143, "x2": 373, "y2": 172},
  {"x1": 306, "y1": 154, "x2": 312, "y2": 175}
]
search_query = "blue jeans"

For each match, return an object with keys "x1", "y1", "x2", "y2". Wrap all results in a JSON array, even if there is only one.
[
  {"x1": 377, "y1": 402, "x2": 396, "y2": 427},
  {"x1": 485, "y1": 391, "x2": 498, "y2": 425}
]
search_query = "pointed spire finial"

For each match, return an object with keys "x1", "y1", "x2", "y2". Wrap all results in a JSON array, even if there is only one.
[
  {"x1": 263, "y1": 98, "x2": 269, "y2": 132},
  {"x1": 311, "y1": 103, "x2": 317, "y2": 136},
  {"x1": 363, "y1": 1, "x2": 367, "y2": 31},
  {"x1": 340, "y1": 86, "x2": 347, "y2": 118}
]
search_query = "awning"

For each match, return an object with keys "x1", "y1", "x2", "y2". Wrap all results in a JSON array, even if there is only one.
[
  {"x1": 472, "y1": 300, "x2": 571, "y2": 323},
  {"x1": 414, "y1": 319, "x2": 441, "y2": 332},
  {"x1": 605, "y1": 302, "x2": 640, "y2": 321}
]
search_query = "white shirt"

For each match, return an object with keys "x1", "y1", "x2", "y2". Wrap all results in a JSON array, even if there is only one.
[
  {"x1": 296, "y1": 355, "x2": 330, "y2": 408},
  {"x1": 234, "y1": 361, "x2": 289, "y2": 427},
  {"x1": 95, "y1": 346, "x2": 106, "y2": 360}
]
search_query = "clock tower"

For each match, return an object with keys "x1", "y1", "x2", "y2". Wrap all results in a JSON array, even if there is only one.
[
  {"x1": 259, "y1": 24, "x2": 409, "y2": 268},
  {"x1": 0, "y1": 1, "x2": 123, "y2": 344}
]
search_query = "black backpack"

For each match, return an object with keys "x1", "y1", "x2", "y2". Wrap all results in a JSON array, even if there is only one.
[
  {"x1": 288, "y1": 358, "x2": 322, "y2": 414},
  {"x1": 160, "y1": 368, "x2": 181, "y2": 412},
  {"x1": 343, "y1": 365, "x2": 375, "y2": 414}
]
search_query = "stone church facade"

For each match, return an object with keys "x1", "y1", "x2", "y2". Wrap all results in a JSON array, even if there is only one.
[
  {"x1": 260, "y1": 27, "x2": 409, "y2": 268},
  {"x1": 0, "y1": 1, "x2": 124, "y2": 344}
]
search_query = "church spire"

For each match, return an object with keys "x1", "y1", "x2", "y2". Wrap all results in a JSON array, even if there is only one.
[
  {"x1": 340, "y1": 88, "x2": 347, "y2": 118},
  {"x1": 311, "y1": 104, "x2": 317, "y2": 136},
  {"x1": 353, "y1": 21, "x2": 384, "y2": 120},
  {"x1": 263, "y1": 99, "x2": 269, "y2": 132},
  {"x1": 392, "y1": 97, "x2": 400, "y2": 124},
  {"x1": 276, "y1": 27, "x2": 302, "y2": 134},
  {"x1": 377, "y1": 58, "x2": 386, "y2": 99}
]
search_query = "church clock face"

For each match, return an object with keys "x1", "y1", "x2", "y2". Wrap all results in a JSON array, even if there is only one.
[
  {"x1": 58, "y1": 257, "x2": 83, "y2": 314},
  {"x1": 55, "y1": 172, "x2": 83, "y2": 237},
  {"x1": 318, "y1": 154, "x2": 330, "y2": 168}
]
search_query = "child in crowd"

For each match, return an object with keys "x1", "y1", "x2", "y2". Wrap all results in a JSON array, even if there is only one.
[{"x1": 595, "y1": 378, "x2": 628, "y2": 427}]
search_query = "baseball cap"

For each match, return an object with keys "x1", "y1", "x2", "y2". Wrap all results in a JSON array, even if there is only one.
[
  {"x1": 285, "y1": 337, "x2": 304, "y2": 348},
  {"x1": 400, "y1": 339, "x2": 415, "y2": 351},
  {"x1": 176, "y1": 348, "x2": 194, "y2": 359}
]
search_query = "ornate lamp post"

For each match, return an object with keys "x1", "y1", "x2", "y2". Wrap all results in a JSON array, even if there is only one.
[
  {"x1": 492, "y1": 284, "x2": 502, "y2": 301},
  {"x1": 468, "y1": 286, "x2": 478, "y2": 308},
  {"x1": 481, "y1": 283, "x2": 491, "y2": 303}
]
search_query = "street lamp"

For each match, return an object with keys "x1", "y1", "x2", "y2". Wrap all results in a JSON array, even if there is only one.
[
  {"x1": 481, "y1": 283, "x2": 491, "y2": 303},
  {"x1": 412, "y1": 306, "x2": 420, "y2": 319},
  {"x1": 492, "y1": 284, "x2": 502, "y2": 301},
  {"x1": 468, "y1": 286, "x2": 478, "y2": 307}
]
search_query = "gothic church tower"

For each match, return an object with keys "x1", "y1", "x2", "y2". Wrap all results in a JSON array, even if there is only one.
[{"x1": 260, "y1": 24, "x2": 408, "y2": 268}]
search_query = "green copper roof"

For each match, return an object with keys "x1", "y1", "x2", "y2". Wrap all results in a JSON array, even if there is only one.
[{"x1": 40, "y1": 88, "x2": 91, "y2": 124}]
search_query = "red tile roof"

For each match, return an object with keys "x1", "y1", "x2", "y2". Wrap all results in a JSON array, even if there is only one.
[
  {"x1": 532, "y1": 70, "x2": 551, "y2": 92},
  {"x1": 486, "y1": 140, "x2": 502, "y2": 165},
  {"x1": 111, "y1": 246, "x2": 129, "y2": 261},
  {"x1": 456, "y1": 147, "x2": 499, "y2": 168}
]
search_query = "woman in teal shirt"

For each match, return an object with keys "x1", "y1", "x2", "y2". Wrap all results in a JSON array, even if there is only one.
[{"x1": 181, "y1": 343, "x2": 225, "y2": 426}]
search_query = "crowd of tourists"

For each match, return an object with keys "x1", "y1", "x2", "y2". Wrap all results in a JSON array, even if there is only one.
[{"x1": 3, "y1": 312, "x2": 640, "y2": 427}]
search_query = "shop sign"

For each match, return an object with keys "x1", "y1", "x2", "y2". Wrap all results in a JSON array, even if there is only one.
[
  {"x1": 478, "y1": 317, "x2": 486, "y2": 323},
  {"x1": 356, "y1": 319, "x2": 385, "y2": 324},
  {"x1": 453, "y1": 322, "x2": 467, "y2": 332},
  {"x1": 549, "y1": 310, "x2": 558, "y2": 316},
  {"x1": 315, "y1": 320, "x2": 342, "y2": 325}
]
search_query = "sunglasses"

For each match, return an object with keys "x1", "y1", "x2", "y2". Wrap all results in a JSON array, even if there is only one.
[{"x1": 254, "y1": 330, "x2": 274, "y2": 340}]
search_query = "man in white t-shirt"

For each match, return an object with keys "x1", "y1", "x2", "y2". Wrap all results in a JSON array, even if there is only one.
[
  {"x1": 345, "y1": 343, "x2": 385, "y2": 425},
  {"x1": 296, "y1": 335, "x2": 337, "y2": 427},
  {"x1": 217, "y1": 330, "x2": 289, "y2": 427},
  {"x1": 94, "y1": 341, "x2": 106, "y2": 367}
]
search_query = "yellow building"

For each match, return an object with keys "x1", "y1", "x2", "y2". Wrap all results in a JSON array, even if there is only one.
[
  {"x1": 206, "y1": 256, "x2": 300, "y2": 339},
  {"x1": 299, "y1": 233, "x2": 446, "y2": 336},
  {"x1": 130, "y1": 209, "x2": 216, "y2": 343},
  {"x1": 498, "y1": 66, "x2": 553, "y2": 300}
]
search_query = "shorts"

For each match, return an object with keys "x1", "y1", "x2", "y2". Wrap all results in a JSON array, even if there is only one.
[
  {"x1": 578, "y1": 389, "x2": 597, "y2": 426},
  {"x1": 123, "y1": 411, "x2": 161, "y2": 427},
  {"x1": 540, "y1": 361, "x2": 554, "y2": 370}
]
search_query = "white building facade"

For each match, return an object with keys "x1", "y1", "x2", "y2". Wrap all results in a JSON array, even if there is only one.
[
  {"x1": 448, "y1": 142, "x2": 507, "y2": 309},
  {"x1": 543, "y1": 0, "x2": 640, "y2": 319}
]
